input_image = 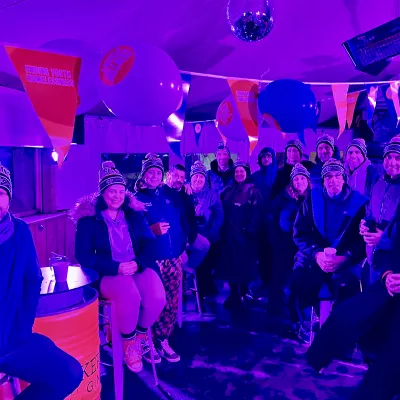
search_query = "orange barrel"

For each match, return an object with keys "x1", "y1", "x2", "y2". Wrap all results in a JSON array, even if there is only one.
[{"x1": 33, "y1": 287, "x2": 101, "y2": 400}]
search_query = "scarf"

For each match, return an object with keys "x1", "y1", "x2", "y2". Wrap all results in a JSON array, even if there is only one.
[
  {"x1": 345, "y1": 159, "x2": 371, "y2": 195},
  {"x1": 0, "y1": 212, "x2": 14, "y2": 245}
]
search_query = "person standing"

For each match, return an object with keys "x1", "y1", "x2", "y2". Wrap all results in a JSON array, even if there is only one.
[{"x1": 207, "y1": 142, "x2": 234, "y2": 193}]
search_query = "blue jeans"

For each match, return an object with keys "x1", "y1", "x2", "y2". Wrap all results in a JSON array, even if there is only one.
[
  {"x1": 182, "y1": 234, "x2": 210, "y2": 270},
  {"x1": 0, "y1": 333, "x2": 83, "y2": 400}
]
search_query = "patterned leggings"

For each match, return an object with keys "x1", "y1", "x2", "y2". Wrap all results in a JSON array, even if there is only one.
[{"x1": 152, "y1": 255, "x2": 183, "y2": 341}]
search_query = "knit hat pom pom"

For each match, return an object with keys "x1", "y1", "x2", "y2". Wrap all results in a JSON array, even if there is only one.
[{"x1": 102, "y1": 160, "x2": 116, "y2": 169}]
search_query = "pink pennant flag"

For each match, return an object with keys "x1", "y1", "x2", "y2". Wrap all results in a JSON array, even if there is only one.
[
  {"x1": 346, "y1": 91, "x2": 360, "y2": 129},
  {"x1": 390, "y1": 81, "x2": 400, "y2": 127},
  {"x1": 332, "y1": 84, "x2": 349, "y2": 137}
]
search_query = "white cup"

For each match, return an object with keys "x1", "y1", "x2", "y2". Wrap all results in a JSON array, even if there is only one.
[
  {"x1": 52, "y1": 261, "x2": 69, "y2": 282},
  {"x1": 324, "y1": 247, "x2": 337, "y2": 261}
]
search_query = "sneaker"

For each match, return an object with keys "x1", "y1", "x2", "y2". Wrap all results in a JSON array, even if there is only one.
[
  {"x1": 123, "y1": 336, "x2": 143, "y2": 372},
  {"x1": 140, "y1": 334, "x2": 161, "y2": 364},
  {"x1": 156, "y1": 339, "x2": 180, "y2": 362}
]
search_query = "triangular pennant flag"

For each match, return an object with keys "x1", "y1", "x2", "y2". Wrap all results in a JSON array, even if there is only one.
[
  {"x1": 366, "y1": 84, "x2": 379, "y2": 132},
  {"x1": 227, "y1": 79, "x2": 259, "y2": 155},
  {"x1": 5, "y1": 46, "x2": 81, "y2": 167},
  {"x1": 331, "y1": 84, "x2": 349, "y2": 137},
  {"x1": 297, "y1": 130, "x2": 305, "y2": 145},
  {"x1": 390, "y1": 81, "x2": 400, "y2": 127},
  {"x1": 346, "y1": 91, "x2": 360, "y2": 129},
  {"x1": 193, "y1": 122, "x2": 204, "y2": 146}
]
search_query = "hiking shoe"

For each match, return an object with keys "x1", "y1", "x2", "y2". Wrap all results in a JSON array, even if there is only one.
[
  {"x1": 123, "y1": 335, "x2": 143, "y2": 373},
  {"x1": 156, "y1": 339, "x2": 180, "y2": 362},
  {"x1": 140, "y1": 334, "x2": 161, "y2": 364}
]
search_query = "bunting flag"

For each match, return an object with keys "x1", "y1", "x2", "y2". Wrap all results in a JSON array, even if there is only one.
[
  {"x1": 366, "y1": 84, "x2": 379, "y2": 131},
  {"x1": 193, "y1": 122, "x2": 204, "y2": 146},
  {"x1": 5, "y1": 46, "x2": 81, "y2": 166},
  {"x1": 346, "y1": 91, "x2": 360, "y2": 129},
  {"x1": 163, "y1": 73, "x2": 192, "y2": 158},
  {"x1": 390, "y1": 81, "x2": 400, "y2": 126},
  {"x1": 331, "y1": 84, "x2": 349, "y2": 137},
  {"x1": 227, "y1": 79, "x2": 259, "y2": 155}
]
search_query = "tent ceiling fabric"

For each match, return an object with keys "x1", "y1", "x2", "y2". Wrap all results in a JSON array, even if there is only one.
[{"x1": 0, "y1": 0, "x2": 399, "y2": 119}]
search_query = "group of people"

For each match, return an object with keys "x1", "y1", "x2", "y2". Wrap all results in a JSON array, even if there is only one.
[{"x1": 1, "y1": 130, "x2": 399, "y2": 399}]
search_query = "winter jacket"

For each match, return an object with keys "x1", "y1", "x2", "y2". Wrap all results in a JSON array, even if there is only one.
[
  {"x1": 309, "y1": 147, "x2": 341, "y2": 187},
  {"x1": 207, "y1": 159, "x2": 234, "y2": 193},
  {"x1": 72, "y1": 192, "x2": 156, "y2": 280},
  {"x1": 178, "y1": 189, "x2": 198, "y2": 245},
  {"x1": 134, "y1": 184, "x2": 188, "y2": 261},
  {"x1": 344, "y1": 160, "x2": 380, "y2": 198},
  {"x1": 0, "y1": 217, "x2": 42, "y2": 357},
  {"x1": 293, "y1": 185, "x2": 368, "y2": 274},
  {"x1": 251, "y1": 147, "x2": 277, "y2": 203},
  {"x1": 192, "y1": 187, "x2": 224, "y2": 244}
]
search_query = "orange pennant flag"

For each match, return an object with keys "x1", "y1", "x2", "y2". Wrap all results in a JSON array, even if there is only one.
[
  {"x1": 227, "y1": 79, "x2": 259, "y2": 155},
  {"x1": 5, "y1": 46, "x2": 81, "y2": 167},
  {"x1": 346, "y1": 91, "x2": 360, "y2": 129},
  {"x1": 332, "y1": 84, "x2": 349, "y2": 137}
]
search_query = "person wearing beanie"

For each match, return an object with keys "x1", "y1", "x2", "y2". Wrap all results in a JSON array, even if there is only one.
[
  {"x1": 73, "y1": 160, "x2": 165, "y2": 372},
  {"x1": 251, "y1": 147, "x2": 277, "y2": 202},
  {"x1": 268, "y1": 163, "x2": 311, "y2": 317},
  {"x1": 189, "y1": 161, "x2": 224, "y2": 298},
  {"x1": 344, "y1": 138, "x2": 380, "y2": 197},
  {"x1": 0, "y1": 163, "x2": 83, "y2": 399},
  {"x1": 358, "y1": 134, "x2": 400, "y2": 285},
  {"x1": 216, "y1": 159, "x2": 263, "y2": 309},
  {"x1": 270, "y1": 140, "x2": 304, "y2": 199},
  {"x1": 291, "y1": 158, "x2": 368, "y2": 341},
  {"x1": 206, "y1": 142, "x2": 234, "y2": 193},
  {"x1": 134, "y1": 153, "x2": 189, "y2": 362}
]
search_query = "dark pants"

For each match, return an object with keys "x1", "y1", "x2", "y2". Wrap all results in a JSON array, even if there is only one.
[
  {"x1": 0, "y1": 333, "x2": 83, "y2": 400},
  {"x1": 196, "y1": 245, "x2": 219, "y2": 298}
]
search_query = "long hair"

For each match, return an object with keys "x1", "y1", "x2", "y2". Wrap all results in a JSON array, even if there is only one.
[
  {"x1": 287, "y1": 177, "x2": 311, "y2": 200},
  {"x1": 95, "y1": 193, "x2": 131, "y2": 215}
]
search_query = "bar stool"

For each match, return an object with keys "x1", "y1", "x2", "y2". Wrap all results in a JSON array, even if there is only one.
[
  {"x1": 99, "y1": 300, "x2": 159, "y2": 400},
  {"x1": 0, "y1": 374, "x2": 21, "y2": 400}
]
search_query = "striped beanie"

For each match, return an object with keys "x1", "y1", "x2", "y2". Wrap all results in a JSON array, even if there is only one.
[
  {"x1": 346, "y1": 138, "x2": 367, "y2": 159},
  {"x1": 383, "y1": 135, "x2": 400, "y2": 159},
  {"x1": 0, "y1": 162, "x2": 12, "y2": 199},
  {"x1": 99, "y1": 161, "x2": 126, "y2": 193},
  {"x1": 290, "y1": 163, "x2": 310, "y2": 181},
  {"x1": 285, "y1": 140, "x2": 303, "y2": 155},
  {"x1": 190, "y1": 161, "x2": 207, "y2": 178},
  {"x1": 216, "y1": 142, "x2": 231, "y2": 156},
  {"x1": 321, "y1": 159, "x2": 345, "y2": 178},
  {"x1": 140, "y1": 153, "x2": 164, "y2": 176},
  {"x1": 316, "y1": 134, "x2": 335, "y2": 151}
]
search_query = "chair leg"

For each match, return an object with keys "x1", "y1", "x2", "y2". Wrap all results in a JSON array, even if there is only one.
[
  {"x1": 177, "y1": 269, "x2": 183, "y2": 328},
  {"x1": 110, "y1": 302, "x2": 124, "y2": 400},
  {"x1": 147, "y1": 329, "x2": 159, "y2": 386},
  {"x1": 193, "y1": 272, "x2": 202, "y2": 316}
]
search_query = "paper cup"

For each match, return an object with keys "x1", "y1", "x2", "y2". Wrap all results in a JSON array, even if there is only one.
[
  {"x1": 324, "y1": 248, "x2": 337, "y2": 261},
  {"x1": 52, "y1": 261, "x2": 69, "y2": 282}
]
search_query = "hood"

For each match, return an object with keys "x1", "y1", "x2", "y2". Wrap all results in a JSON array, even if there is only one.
[
  {"x1": 257, "y1": 147, "x2": 277, "y2": 168},
  {"x1": 69, "y1": 191, "x2": 137, "y2": 224},
  {"x1": 210, "y1": 158, "x2": 234, "y2": 174},
  {"x1": 384, "y1": 173, "x2": 400, "y2": 185}
]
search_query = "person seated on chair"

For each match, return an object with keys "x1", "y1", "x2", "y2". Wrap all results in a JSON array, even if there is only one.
[
  {"x1": 135, "y1": 154, "x2": 189, "y2": 363},
  {"x1": 290, "y1": 159, "x2": 368, "y2": 334},
  {"x1": 189, "y1": 161, "x2": 224, "y2": 298},
  {"x1": 73, "y1": 161, "x2": 166, "y2": 373},
  {"x1": 0, "y1": 163, "x2": 83, "y2": 400}
]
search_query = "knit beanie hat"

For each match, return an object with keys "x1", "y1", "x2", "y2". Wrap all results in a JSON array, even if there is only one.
[
  {"x1": 290, "y1": 163, "x2": 310, "y2": 181},
  {"x1": 346, "y1": 138, "x2": 367, "y2": 159},
  {"x1": 99, "y1": 161, "x2": 126, "y2": 193},
  {"x1": 0, "y1": 162, "x2": 12, "y2": 199},
  {"x1": 316, "y1": 134, "x2": 335, "y2": 151},
  {"x1": 383, "y1": 135, "x2": 400, "y2": 159},
  {"x1": 233, "y1": 159, "x2": 251, "y2": 177},
  {"x1": 190, "y1": 161, "x2": 207, "y2": 178},
  {"x1": 215, "y1": 142, "x2": 231, "y2": 157},
  {"x1": 321, "y1": 159, "x2": 345, "y2": 179},
  {"x1": 285, "y1": 140, "x2": 303, "y2": 155},
  {"x1": 140, "y1": 153, "x2": 164, "y2": 176}
]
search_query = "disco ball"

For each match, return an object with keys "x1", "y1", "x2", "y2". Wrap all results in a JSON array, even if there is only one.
[{"x1": 227, "y1": 0, "x2": 274, "y2": 42}]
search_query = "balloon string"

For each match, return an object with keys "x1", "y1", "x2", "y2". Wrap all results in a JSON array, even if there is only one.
[{"x1": 179, "y1": 70, "x2": 399, "y2": 86}]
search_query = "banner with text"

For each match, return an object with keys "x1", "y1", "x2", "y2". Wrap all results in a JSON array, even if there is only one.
[{"x1": 6, "y1": 46, "x2": 81, "y2": 166}]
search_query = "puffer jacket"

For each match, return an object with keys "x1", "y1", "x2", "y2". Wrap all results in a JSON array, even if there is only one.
[{"x1": 207, "y1": 159, "x2": 234, "y2": 193}]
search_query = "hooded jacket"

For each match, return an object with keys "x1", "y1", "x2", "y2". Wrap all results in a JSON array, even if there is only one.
[
  {"x1": 251, "y1": 147, "x2": 277, "y2": 202},
  {"x1": 207, "y1": 159, "x2": 234, "y2": 193}
]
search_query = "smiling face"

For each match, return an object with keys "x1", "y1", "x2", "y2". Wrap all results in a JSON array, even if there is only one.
[
  {"x1": 317, "y1": 143, "x2": 334, "y2": 163},
  {"x1": 102, "y1": 184, "x2": 126, "y2": 211},
  {"x1": 346, "y1": 146, "x2": 365, "y2": 171},
  {"x1": 167, "y1": 168, "x2": 186, "y2": 191},
  {"x1": 143, "y1": 167, "x2": 163, "y2": 189},
  {"x1": 0, "y1": 188, "x2": 10, "y2": 221},
  {"x1": 216, "y1": 149, "x2": 230, "y2": 169},
  {"x1": 191, "y1": 173, "x2": 206, "y2": 193},
  {"x1": 324, "y1": 172, "x2": 345, "y2": 197},
  {"x1": 384, "y1": 152, "x2": 400, "y2": 178},
  {"x1": 234, "y1": 166, "x2": 247, "y2": 183},
  {"x1": 292, "y1": 175, "x2": 309, "y2": 194}
]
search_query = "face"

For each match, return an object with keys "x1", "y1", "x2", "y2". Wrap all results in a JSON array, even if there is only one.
[
  {"x1": 317, "y1": 143, "x2": 334, "y2": 162},
  {"x1": 167, "y1": 169, "x2": 186, "y2": 191},
  {"x1": 143, "y1": 167, "x2": 163, "y2": 189},
  {"x1": 103, "y1": 184, "x2": 126, "y2": 211},
  {"x1": 292, "y1": 175, "x2": 309, "y2": 194},
  {"x1": 191, "y1": 173, "x2": 206, "y2": 193},
  {"x1": 384, "y1": 152, "x2": 400, "y2": 178},
  {"x1": 216, "y1": 150, "x2": 230, "y2": 168},
  {"x1": 346, "y1": 146, "x2": 364, "y2": 170},
  {"x1": 323, "y1": 172, "x2": 345, "y2": 197},
  {"x1": 286, "y1": 147, "x2": 301, "y2": 164},
  {"x1": 261, "y1": 153, "x2": 273, "y2": 166},
  {"x1": 0, "y1": 188, "x2": 10, "y2": 220},
  {"x1": 234, "y1": 166, "x2": 247, "y2": 183}
]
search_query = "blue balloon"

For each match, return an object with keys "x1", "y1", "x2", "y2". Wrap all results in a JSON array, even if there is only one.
[{"x1": 258, "y1": 79, "x2": 318, "y2": 133}]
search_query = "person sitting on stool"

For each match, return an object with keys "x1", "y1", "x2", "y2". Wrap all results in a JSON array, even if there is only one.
[{"x1": 0, "y1": 163, "x2": 82, "y2": 400}]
